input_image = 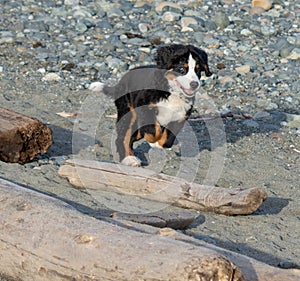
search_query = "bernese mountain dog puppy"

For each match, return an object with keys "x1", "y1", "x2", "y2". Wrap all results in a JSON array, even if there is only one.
[{"x1": 101, "y1": 44, "x2": 212, "y2": 166}]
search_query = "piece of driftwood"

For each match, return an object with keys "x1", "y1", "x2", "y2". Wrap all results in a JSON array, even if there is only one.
[
  {"x1": 132, "y1": 225, "x2": 300, "y2": 281},
  {"x1": 0, "y1": 178, "x2": 244, "y2": 281},
  {"x1": 0, "y1": 107, "x2": 52, "y2": 163},
  {"x1": 110, "y1": 209, "x2": 196, "y2": 229},
  {"x1": 1, "y1": 179, "x2": 299, "y2": 281},
  {"x1": 58, "y1": 159, "x2": 267, "y2": 215}
]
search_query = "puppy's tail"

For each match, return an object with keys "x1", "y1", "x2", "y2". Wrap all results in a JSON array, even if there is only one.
[{"x1": 89, "y1": 82, "x2": 115, "y2": 98}]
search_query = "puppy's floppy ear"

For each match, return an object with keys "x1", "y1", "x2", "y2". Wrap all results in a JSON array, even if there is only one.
[
  {"x1": 202, "y1": 63, "x2": 212, "y2": 77},
  {"x1": 155, "y1": 45, "x2": 176, "y2": 70},
  {"x1": 191, "y1": 46, "x2": 213, "y2": 77}
]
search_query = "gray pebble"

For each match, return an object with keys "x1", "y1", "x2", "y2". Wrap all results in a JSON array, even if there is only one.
[
  {"x1": 194, "y1": 32, "x2": 204, "y2": 44},
  {"x1": 0, "y1": 37, "x2": 15, "y2": 45},
  {"x1": 242, "y1": 119, "x2": 260, "y2": 128},
  {"x1": 212, "y1": 12, "x2": 230, "y2": 29},
  {"x1": 162, "y1": 12, "x2": 181, "y2": 22},
  {"x1": 105, "y1": 56, "x2": 127, "y2": 70},
  {"x1": 253, "y1": 111, "x2": 271, "y2": 120},
  {"x1": 75, "y1": 21, "x2": 88, "y2": 33},
  {"x1": 205, "y1": 20, "x2": 217, "y2": 31},
  {"x1": 107, "y1": 8, "x2": 124, "y2": 18},
  {"x1": 260, "y1": 24, "x2": 277, "y2": 36}
]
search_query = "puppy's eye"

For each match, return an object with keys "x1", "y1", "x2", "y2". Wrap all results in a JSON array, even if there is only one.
[{"x1": 177, "y1": 66, "x2": 187, "y2": 74}]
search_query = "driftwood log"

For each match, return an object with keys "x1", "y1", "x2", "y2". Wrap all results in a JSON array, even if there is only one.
[
  {"x1": 0, "y1": 178, "x2": 244, "y2": 281},
  {"x1": 58, "y1": 159, "x2": 267, "y2": 216},
  {"x1": 1, "y1": 178, "x2": 299, "y2": 281},
  {"x1": 0, "y1": 107, "x2": 52, "y2": 164}
]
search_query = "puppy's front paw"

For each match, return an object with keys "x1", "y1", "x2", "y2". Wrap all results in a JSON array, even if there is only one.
[
  {"x1": 121, "y1": 156, "x2": 142, "y2": 167},
  {"x1": 148, "y1": 142, "x2": 163, "y2": 149}
]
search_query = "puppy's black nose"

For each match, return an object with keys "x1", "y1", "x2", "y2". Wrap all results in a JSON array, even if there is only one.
[{"x1": 190, "y1": 81, "x2": 199, "y2": 90}]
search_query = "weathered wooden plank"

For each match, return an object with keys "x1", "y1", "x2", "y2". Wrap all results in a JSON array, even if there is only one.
[
  {"x1": 0, "y1": 107, "x2": 52, "y2": 163},
  {"x1": 0, "y1": 178, "x2": 244, "y2": 281},
  {"x1": 58, "y1": 159, "x2": 267, "y2": 215}
]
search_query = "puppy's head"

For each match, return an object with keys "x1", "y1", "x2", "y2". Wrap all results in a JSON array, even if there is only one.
[{"x1": 156, "y1": 44, "x2": 212, "y2": 97}]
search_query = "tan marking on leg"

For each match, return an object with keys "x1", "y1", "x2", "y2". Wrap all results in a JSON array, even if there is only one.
[
  {"x1": 144, "y1": 123, "x2": 162, "y2": 143},
  {"x1": 123, "y1": 104, "x2": 137, "y2": 157},
  {"x1": 157, "y1": 128, "x2": 169, "y2": 147},
  {"x1": 132, "y1": 129, "x2": 142, "y2": 142}
]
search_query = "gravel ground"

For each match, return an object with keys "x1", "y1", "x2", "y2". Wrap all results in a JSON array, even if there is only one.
[{"x1": 0, "y1": 0, "x2": 300, "y2": 278}]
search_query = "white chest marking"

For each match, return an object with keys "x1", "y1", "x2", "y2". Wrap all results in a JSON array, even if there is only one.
[{"x1": 156, "y1": 95, "x2": 193, "y2": 126}]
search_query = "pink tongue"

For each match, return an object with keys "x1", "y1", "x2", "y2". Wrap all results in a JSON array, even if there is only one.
[{"x1": 183, "y1": 88, "x2": 194, "y2": 96}]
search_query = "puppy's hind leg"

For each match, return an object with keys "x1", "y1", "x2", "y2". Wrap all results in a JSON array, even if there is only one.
[{"x1": 115, "y1": 103, "x2": 142, "y2": 167}]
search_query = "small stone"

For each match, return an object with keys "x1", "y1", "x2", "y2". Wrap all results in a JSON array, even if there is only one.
[
  {"x1": 242, "y1": 120, "x2": 260, "y2": 128},
  {"x1": 64, "y1": 0, "x2": 79, "y2": 5},
  {"x1": 216, "y1": 63, "x2": 226, "y2": 70},
  {"x1": 212, "y1": 12, "x2": 230, "y2": 29},
  {"x1": 194, "y1": 32, "x2": 204, "y2": 44},
  {"x1": 240, "y1": 29, "x2": 253, "y2": 36},
  {"x1": 75, "y1": 22, "x2": 88, "y2": 33},
  {"x1": 42, "y1": 73, "x2": 61, "y2": 82},
  {"x1": 37, "y1": 68, "x2": 46, "y2": 74},
  {"x1": 107, "y1": 8, "x2": 124, "y2": 18},
  {"x1": 0, "y1": 37, "x2": 15, "y2": 45},
  {"x1": 249, "y1": 6, "x2": 266, "y2": 15},
  {"x1": 219, "y1": 76, "x2": 235, "y2": 85},
  {"x1": 236, "y1": 65, "x2": 251, "y2": 74},
  {"x1": 265, "y1": 102, "x2": 279, "y2": 110},
  {"x1": 0, "y1": 66, "x2": 3, "y2": 72},
  {"x1": 280, "y1": 46, "x2": 294, "y2": 58},
  {"x1": 138, "y1": 23, "x2": 149, "y2": 33},
  {"x1": 162, "y1": 11, "x2": 181, "y2": 22},
  {"x1": 287, "y1": 48, "x2": 300, "y2": 60},
  {"x1": 155, "y1": 2, "x2": 183, "y2": 13},
  {"x1": 245, "y1": 236, "x2": 258, "y2": 242},
  {"x1": 73, "y1": 7, "x2": 92, "y2": 18},
  {"x1": 252, "y1": 0, "x2": 272, "y2": 11},
  {"x1": 295, "y1": 34, "x2": 300, "y2": 47},
  {"x1": 138, "y1": 47, "x2": 151, "y2": 53},
  {"x1": 180, "y1": 17, "x2": 198, "y2": 32},
  {"x1": 260, "y1": 24, "x2": 277, "y2": 36},
  {"x1": 106, "y1": 56, "x2": 127, "y2": 70},
  {"x1": 253, "y1": 111, "x2": 271, "y2": 119},
  {"x1": 205, "y1": 20, "x2": 218, "y2": 31}
]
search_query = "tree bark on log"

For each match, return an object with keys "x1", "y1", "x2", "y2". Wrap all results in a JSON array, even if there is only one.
[
  {"x1": 0, "y1": 178, "x2": 244, "y2": 281},
  {"x1": 0, "y1": 107, "x2": 52, "y2": 164},
  {"x1": 58, "y1": 159, "x2": 267, "y2": 215},
  {"x1": 1, "y1": 178, "x2": 299, "y2": 281}
]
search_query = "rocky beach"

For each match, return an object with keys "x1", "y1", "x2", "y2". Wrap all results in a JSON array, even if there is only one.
[{"x1": 0, "y1": 0, "x2": 299, "y2": 279}]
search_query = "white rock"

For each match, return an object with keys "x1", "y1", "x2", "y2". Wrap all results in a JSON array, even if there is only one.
[
  {"x1": 180, "y1": 17, "x2": 198, "y2": 32},
  {"x1": 64, "y1": 0, "x2": 79, "y2": 6},
  {"x1": 89, "y1": 82, "x2": 104, "y2": 92},
  {"x1": 37, "y1": 68, "x2": 46, "y2": 74},
  {"x1": 42, "y1": 73, "x2": 61, "y2": 82},
  {"x1": 236, "y1": 65, "x2": 251, "y2": 74},
  {"x1": 138, "y1": 23, "x2": 149, "y2": 33},
  {"x1": 240, "y1": 29, "x2": 253, "y2": 36}
]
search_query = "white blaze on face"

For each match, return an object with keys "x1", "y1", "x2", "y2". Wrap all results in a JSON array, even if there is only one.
[{"x1": 175, "y1": 54, "x2": 200, "y2": 95}]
